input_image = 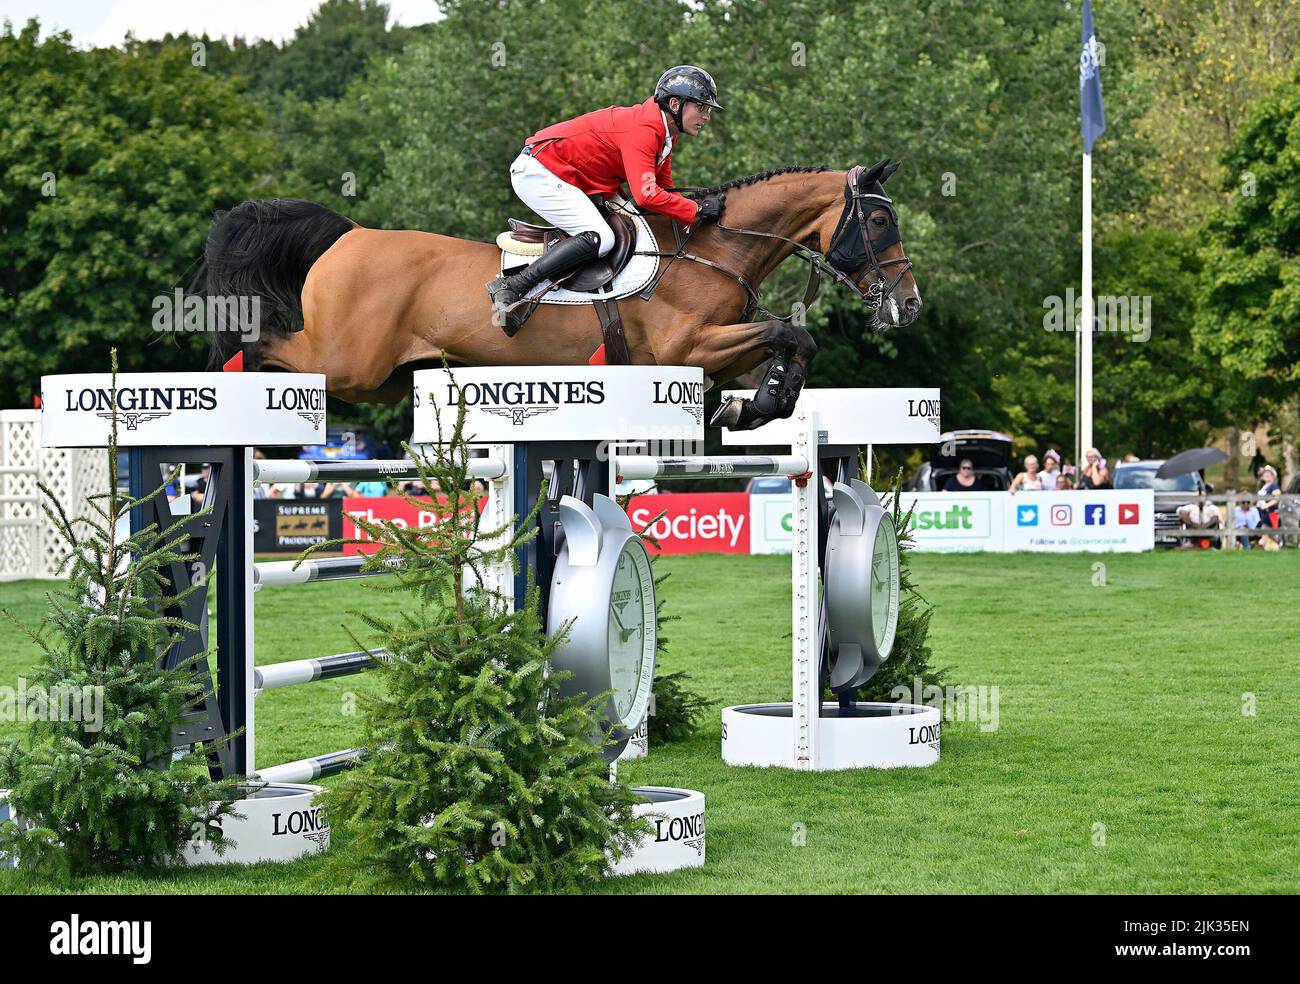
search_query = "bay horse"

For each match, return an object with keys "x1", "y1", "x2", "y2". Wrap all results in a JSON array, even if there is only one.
[{"x1": 203, "y1": 159, "x2": 920, "y2": 429}]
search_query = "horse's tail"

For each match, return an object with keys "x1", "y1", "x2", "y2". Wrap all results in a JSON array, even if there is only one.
[{"x1": 203, "y1": 199, "x2": 355, "y2": 370}]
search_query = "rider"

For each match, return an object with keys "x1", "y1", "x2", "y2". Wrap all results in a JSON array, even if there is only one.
[{"x1": 486, "y1": 65, "x2": 726, "y2": 335}]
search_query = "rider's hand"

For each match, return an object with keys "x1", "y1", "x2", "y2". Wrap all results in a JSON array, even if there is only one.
[{"x1": 693, "y1": 194, "x2": 724, "y2": 222}]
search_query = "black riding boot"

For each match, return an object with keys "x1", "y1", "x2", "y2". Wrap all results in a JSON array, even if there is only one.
[{"x1": 486, "y1": 231, "x2": 601, "y2": 336}]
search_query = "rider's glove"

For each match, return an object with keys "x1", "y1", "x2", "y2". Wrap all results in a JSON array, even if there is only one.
[{"x1": 693, "y1": 194, "x2": 725, "y2": 222}]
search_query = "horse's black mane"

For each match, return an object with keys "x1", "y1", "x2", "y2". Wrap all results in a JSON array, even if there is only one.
[{"x1": 690, "y1": 165, "x2": 831, "y2": 197}]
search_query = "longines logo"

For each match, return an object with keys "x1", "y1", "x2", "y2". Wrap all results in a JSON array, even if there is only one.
[
  {"x1": 907, "y1": 397, "x2": 941, "y2": 429},
  {"x1": 653, "y1": 380, "x2": 704, "y2": 424},
  {"x1": 652, "y1": 811, "x2": 706, "y2": 856},
  {"x1": 266, "y1": 386, "x2": 325, "y2": 411},
  {"x1": 63, "y1": 385, "x2": 218, "y2": 430},
  {"x1": 908, "y1": 722, "x2": 942, "y2": 750},
  {"x1": 447, "y1": 380, "x2": 605, "y2": 425},
  {"x1": 272, "y1": 805, "x2": 329, "y2": 848},
  {"x1": 265, "y1": 386, "x2": 326, "y2": 429}
]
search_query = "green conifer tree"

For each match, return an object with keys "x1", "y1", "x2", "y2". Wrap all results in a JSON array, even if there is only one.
[
  {"x1": 319, "y1": 393, "x2": 648, "y2": 894},
  {"x1": 0, "y1": 355, "x2": 242, "y2": 876}
]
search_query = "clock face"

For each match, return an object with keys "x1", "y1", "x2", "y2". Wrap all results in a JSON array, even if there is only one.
[
  {"x1": 871, "y1": 514, "x2": 900, "y2": 657},
  {"x1": 607, "y1": 539, "x2": 657, "y2": 725}
]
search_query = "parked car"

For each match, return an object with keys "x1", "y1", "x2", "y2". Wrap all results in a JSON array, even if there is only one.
[
  {"x1": 1113, "y1": 459, "x2": 1211, "y2": 547},
  {"x1": 299, "y1": 425, "x2": 392, "y2": 461},
  {"x1": 746, "y1": 476, "x2": 792, "y2": 495},
  {"x1": 909, "y1": 430, "x2": 1013, "y2": 492}
]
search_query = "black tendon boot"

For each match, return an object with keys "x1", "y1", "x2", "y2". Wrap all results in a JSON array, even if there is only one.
[
  {"x1": 750, "y1": 358, "x2": 790, "y2": 420},
  {"x1": 486, "y1": 230, "x2": 601, "y2": 336}
]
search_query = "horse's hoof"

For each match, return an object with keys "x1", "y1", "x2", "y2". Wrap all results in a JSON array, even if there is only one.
[{"x1": 709, "y1": 396, "x2": 766, "y2": 431}]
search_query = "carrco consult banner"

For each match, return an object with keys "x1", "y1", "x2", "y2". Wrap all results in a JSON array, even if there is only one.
[{"x1": 902, "y1": 490, "x2": 1155, "y2": 552}]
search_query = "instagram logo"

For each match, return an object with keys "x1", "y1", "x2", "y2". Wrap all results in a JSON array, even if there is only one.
[{"x1": 1050, "y1": 504, "x2": 1072, "y2": 526}]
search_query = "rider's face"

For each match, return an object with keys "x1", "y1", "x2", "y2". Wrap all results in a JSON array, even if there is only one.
[{"x1": 677, "y1": 98, "x2": 711, "y2": 135}]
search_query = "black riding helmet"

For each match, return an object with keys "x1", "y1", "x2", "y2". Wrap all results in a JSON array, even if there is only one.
[{"x1": 654, "y1": 65, "x2": 722, "y2": 131}]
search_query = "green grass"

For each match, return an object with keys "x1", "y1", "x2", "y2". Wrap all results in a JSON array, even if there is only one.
[{"x1": 1, "y1": 550, "x2": 1298, "y2": 893}]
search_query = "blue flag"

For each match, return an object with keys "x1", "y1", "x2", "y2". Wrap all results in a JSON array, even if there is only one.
[{"x1": 1080, "y1": 0, "x2": 1106, "y2": 152}]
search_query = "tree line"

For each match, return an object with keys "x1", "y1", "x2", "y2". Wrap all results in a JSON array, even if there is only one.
[{"x1": 1, "y1": 0, "x2": 1296, "y2": 484}]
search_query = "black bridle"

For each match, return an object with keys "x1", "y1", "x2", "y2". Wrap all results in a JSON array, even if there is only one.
[
  {"x1": 825, "y1": 164, "x2": 913, "y2": 315},
  {"x1": 636, "y1": 165, "x2": 913, "y2": 327}
]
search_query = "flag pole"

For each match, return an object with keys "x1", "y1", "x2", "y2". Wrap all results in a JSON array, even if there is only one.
[
  {"x1": 1081, "y1": 150, "x2": 1093, "y2": 462},
  {"x1": 1078, "y1": 0, "x2": 1104, "y2": 468}
]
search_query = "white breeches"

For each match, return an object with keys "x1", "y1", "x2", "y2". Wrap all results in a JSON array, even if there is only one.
[{"x1": 509, "y1": 152, "x2": 616, "y2": 257}]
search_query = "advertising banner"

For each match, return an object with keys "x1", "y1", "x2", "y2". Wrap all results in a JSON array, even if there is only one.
[
  {"x1": 998, "y1": 489, "x2": 1153, "y2": 552},
  {"x1": 749, "y1": 493, "x2": 795, "y2": 554},
  {"x1": 896, "y1": 492, "x2": 1004, "y2": 551},
  {"x1": 40, "y1": 372, "x2": 325, "y2": 448},
  {"x1": 412, "y1": 366, "x2": 704, "y2": 445},
  {"x1": 902, "y1": 490, "x2": 1153, "y2": 552},
  {"x1": 253, "y1": 498, "x2": 343, "y2": 553},
  {"x1": 341, "y1": 495, "x2": 490, "y2": 555},
  {"x1": 624, "y1": 492, "x2": 750, "y2": 555}
]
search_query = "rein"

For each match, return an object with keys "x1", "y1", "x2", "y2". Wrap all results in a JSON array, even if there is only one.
[{"x1": 634, "y1": 168, "x2": 912, "y2": 325}]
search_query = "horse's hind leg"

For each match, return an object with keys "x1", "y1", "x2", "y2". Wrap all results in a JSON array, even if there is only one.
[{"x1": 689, "y1": 319, "x2": 816, "y2": 430}]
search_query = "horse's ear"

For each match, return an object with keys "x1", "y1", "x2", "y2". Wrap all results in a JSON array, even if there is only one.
[
  {"x1": 880, "y1": 159, "x2": 902, "y2": 184},
  {"x1": 860, "y1": 159, "x2": 888, "y2": 186}
]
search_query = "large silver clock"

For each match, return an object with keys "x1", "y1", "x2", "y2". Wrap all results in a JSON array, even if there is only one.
[
  {"x1": 823, "y1": 479, "x2": 901, "y2": 693},
  {"x1": 547, "y1": 494, "x2": 657, "y2": 753}
]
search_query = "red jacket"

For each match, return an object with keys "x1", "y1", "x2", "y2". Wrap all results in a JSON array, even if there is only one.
[{"x1": 526, "y1": 97, "x2": 699, "y2": 224}]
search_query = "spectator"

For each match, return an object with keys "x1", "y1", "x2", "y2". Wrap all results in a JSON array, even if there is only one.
[
  {"x1": 1040, "y1": 449, "x2": 1062, "y2": 490},
  {"x1": 1055, "y1": 473, "x2": 1075, "y2": 491},
  {"x1": 1177, "y1": 497, "x2": 1222, "y2": 546},
  {"x1": 189, "y1": 463, "x2": 211, "y2": 509},
  {"x1": 942, "y1": 459, "x2": 981, "y2": 491},
  {"x1": 353, "y1": 480, "x2": 388, "y2": 498},
  {"x1": 1257, "y1": 465, "x2": 1281, "y2": 548},
  {"x1": 1079, "y1": 447, "x2": 1110, "y2": 489},
  {"x1": 1233, "y1": 500, "x2": 1261, "y2": 550},
  {"x1": 1009, "y1": 454, "x2": 1044, "y2": 493}
]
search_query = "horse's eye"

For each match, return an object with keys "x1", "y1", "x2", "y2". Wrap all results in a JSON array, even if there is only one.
[{"x1": 871, "y1": 215, "x2": 887, "y2": 227}]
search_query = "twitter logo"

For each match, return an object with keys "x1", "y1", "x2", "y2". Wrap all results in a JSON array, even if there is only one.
[{"x1": 1017, "y1": 505, "x2": 1039, "y2": 526}]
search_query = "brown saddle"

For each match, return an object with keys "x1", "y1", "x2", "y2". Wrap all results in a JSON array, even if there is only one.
[{"x1": 501, "y1": 197, "x2": 638, "y2": 292}]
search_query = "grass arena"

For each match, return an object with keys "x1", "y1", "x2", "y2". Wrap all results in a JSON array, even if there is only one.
[{"x1": 3, "y1": 550, "x2": 1295, "y2": 895}]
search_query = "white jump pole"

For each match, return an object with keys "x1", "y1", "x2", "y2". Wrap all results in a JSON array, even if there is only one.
[
  {"x1": 617, "y1": 454, "x2": 809, "y2": 481},
  {"x1": 790, "y1": 407, "x2": 820, "y2": 770},
  {"x1": 254, "y1": 456, "x2": 507, "y2": 485}
]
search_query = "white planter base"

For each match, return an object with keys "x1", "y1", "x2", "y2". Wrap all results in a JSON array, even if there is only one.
[
  {"x1": 2, "y1": 784, "x2": 330, "y2": 868},
  {"x1": 721, "y1": 702, "x2": 941, "y2": 770},
  {"x1": 182, "y1": 783, "x2": 329, "y2": 866},
  {"x1": 612, "y1": 787, "x2": 706, "y2": 876}
]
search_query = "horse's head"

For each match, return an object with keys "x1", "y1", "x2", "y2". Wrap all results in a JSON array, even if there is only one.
[{"x1": 822, "y1": 159, "x2": 921, "y2": 329}]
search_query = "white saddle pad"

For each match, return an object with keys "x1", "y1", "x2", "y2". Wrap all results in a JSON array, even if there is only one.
[{"x1": 498, "y1": 200, "x2": 661, "y2": 305}]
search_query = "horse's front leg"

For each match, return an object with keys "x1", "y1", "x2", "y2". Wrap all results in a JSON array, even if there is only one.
[{"x1": 689, "y1": 319, "x2": 816, "y2": 431}]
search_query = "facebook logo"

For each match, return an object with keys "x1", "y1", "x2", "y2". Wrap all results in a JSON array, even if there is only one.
[
  {"x1": 1017, "y1": 505, "x2": 1039, "y2": 526},
  {"x1": 1084, "y1": 503, "x2": 1106, "y2": 525}
]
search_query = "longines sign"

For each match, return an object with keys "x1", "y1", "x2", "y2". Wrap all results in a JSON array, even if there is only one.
[
  {"x1": 412, "y1": 366, "x2": 706, "y2": 444},
  {"x1": 40, "y1": 373, "x2": 326, "y2": 448},
  {"x1": 719, "y1": 387, "x2": 942, "y2": 446}
]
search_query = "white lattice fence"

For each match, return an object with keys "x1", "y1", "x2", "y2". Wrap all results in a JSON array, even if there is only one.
[{"x1": 0, "y1": 410, "x2": 108, "y2": 580}]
